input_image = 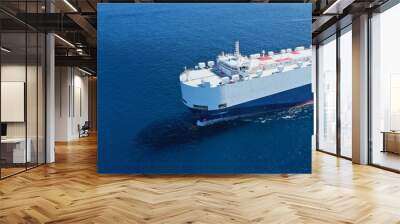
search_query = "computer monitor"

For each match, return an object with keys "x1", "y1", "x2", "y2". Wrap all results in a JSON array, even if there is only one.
[{"x1": 1, "y1": 123, "x2": 7, "y2": 137}]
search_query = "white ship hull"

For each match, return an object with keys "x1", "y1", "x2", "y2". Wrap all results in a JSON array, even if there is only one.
[{"x1": 179, "y1": 43, "x2": 312, "y2": 125}]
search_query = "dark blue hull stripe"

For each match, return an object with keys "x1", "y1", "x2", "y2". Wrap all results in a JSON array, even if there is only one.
[{"x1": 191, "y1": 84, "x2": 313, "y2": 120}]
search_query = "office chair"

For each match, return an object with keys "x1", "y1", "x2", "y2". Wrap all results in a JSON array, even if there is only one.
[{"x1": 79, "y1": 121, "x2": 90, "y2": 138}]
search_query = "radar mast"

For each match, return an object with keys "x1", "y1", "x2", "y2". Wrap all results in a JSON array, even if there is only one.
[{"x1": 234, "y1": 41, "x2": 240, "y2": 57}]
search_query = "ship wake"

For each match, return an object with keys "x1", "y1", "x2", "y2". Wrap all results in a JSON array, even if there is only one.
[{"x1": 198, "y1": 103, "x2": 313, "y2": 126}]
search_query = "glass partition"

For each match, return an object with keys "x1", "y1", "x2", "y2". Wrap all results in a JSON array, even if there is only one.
[
  {"x1": 370, "y1": 3, "x2": 400, "y2": 171},
  {"x1": 0, "y1": 2, "x2": 46, "y2": 179},
  {"x1": 339, "y1": 27, "x2": 352, "y2": 158},
  {"x1": 27, "y1": 0, "x2": 38, "y2": 170},
  {"x1": 38, "y1": 32, "x2": 46, "y2": 165},
  {"x1": 27, "y1": 30, "x2": 38, "y2": 169},
  {"x1": 317, "y1": 35, "x2": 337, "y2": 154},
  {"x1": 1, "y1": 31, "x2": 28, "y2": 177}
]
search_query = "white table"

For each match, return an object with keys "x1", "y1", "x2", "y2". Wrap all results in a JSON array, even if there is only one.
[{"x1": 1, "y1": 138, "x2": 32, "y2": 163}]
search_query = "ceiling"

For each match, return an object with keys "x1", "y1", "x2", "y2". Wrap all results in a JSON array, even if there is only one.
[{"x1": 0, "y1": 0, "x2": 392, "y2": 74}]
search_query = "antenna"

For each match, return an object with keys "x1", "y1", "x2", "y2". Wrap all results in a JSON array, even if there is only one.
[{"x1": 234, "y1": 41, "x2": 240, "y2": 56}]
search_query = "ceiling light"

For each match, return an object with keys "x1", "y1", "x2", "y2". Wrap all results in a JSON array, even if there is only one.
[
  {"x1": 1, "y1": 47, "x2": 11, "y2": 53},
  {"x1": 323, "y1": 0, "x2": 355, "y2": 15},
  {"x1": 78, "y1": 67, "x2": 93, "y2": 76},
  {"x1": 54, "y1": 34, "x2": 75, "y2": 48},
  {"x1": 76, "y1": 48, "x2": 85, "y2": 56},
  {"x1": 63, "y1": 0, "x2": 78, "y2": 12}
]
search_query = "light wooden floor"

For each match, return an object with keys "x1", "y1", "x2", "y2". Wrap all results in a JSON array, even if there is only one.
[
  {"x1": 1, "y1": 167, "x2": 26, "y2": 178},
  {"x1": 1, "y1": 135, "x2": 400, "y2": 224},
  {"x1": 373, "y1": 150, "x2": 400, "y2": 171}
]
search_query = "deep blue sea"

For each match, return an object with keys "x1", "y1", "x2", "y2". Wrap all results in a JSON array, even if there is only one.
[{"x1": 98, "y1": 4, "x2": 313, "y2": 174}]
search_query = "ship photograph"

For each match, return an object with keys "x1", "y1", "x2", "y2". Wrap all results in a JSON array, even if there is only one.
[
  {"x1": 98, "y1": 3, "x2": 313, "y2": 174},
  {"x1": 180, "y1": 41, "x2": 312, "y2": 126}
]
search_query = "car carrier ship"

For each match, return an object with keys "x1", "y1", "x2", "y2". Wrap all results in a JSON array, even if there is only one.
[{"x1": 179, "y1": 41, "x2": 312, "y2": 126}]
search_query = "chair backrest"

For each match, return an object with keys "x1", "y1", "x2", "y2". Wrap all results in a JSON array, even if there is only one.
[{"x1": 82, "y1": 121, "x2": 90, "y2": 129}]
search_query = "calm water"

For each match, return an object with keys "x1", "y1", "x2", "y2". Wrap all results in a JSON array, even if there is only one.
[{"x1": 98, "y1": 4, "x2": 313, "y2": 173}]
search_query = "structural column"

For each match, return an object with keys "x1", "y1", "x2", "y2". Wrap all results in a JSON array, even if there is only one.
[
  {"x1": 46, "y1": 33, "x2": 55, "y2": 163},
  {"x1": 46, "y1": 1, "x2": 55, "y2": 163},
  {"x1": 352, "y1": 14, "x2": 369, "y2": 164}
]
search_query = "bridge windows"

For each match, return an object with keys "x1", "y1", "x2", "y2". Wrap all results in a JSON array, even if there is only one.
[{"x1": 193, "y1": 105, "x2": 208, "y2": 110}]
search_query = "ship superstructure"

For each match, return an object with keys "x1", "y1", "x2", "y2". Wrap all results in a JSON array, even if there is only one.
[{"x1": 179, "y1": 41, "x2": 312, "y2": 126}]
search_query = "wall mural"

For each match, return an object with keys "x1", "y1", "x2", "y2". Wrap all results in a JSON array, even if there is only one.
[{"x1": 98, "y1": 3, "x2": 313, "y2": 174}]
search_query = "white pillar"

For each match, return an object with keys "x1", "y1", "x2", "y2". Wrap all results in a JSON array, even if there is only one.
[
  {"x1": 46, "y1": 32, "x2": 55, "y2": 163},
  {"x1": 55, "y1": 67, "x2": 73, "y2": 141},
  {"x1": 352, "y1": 14, "x2": 369, "y2": 164}
]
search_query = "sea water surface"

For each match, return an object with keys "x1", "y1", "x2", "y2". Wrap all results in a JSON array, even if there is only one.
[{"x1": 98, "y1": 4, "x2": 313, "y2": 173}]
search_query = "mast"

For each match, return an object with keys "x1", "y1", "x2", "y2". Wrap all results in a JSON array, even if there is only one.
[{"x1": 234, "y1": 41, "x2": 240, "y2": 57}]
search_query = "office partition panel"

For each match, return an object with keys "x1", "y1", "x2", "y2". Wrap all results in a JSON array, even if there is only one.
[
  {"x1": 37, "y1": 32, "x2": 46, "y2": 165},
  {"x1": 339, "y1": 27, "x2": 352, "y2": 159},
  {"x1": 0, "y1": 1, "x2": 47, "y2": 179},
  {"x1": 317, "y1": 36, "x2": 337, "y2": 155},
  {"x1": 0, "y1": 31, "x2": 28, "y2": 177},
  {"x1": 370, "y1": 3, "x2": 400, "y2": 171},
  {"x1": 27, "y1": 31, "x2": 39, "y2": 169}
]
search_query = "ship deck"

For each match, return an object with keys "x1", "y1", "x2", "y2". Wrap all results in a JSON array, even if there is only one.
[
  {"x1": 180, "y1": 69, "x2": 221, "y2": 87},
  {"x1": 180, "y1": 48, "x2": 312, "y2": 88}
]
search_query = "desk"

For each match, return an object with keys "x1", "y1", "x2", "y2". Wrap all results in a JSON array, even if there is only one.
[
  {"x1": 1, "y1": 138, "x2": 31, "y2": 163},
  {"x1": 382, "y1": 131, "x2": 400, "y2": 154}
]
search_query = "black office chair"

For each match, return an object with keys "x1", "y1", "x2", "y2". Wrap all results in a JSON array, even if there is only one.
[{"x1": 79, "y1": 121, "x2": 90, "y2": 138}]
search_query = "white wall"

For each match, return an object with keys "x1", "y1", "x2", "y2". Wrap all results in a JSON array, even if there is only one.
[
  {"x1": 55, "y1": 67, "x2": 70, "y2": 141},
  {"x1": 1, "y1": 65, "x2": 27, "y2": 141},
  {"x1": 55, "y1": 67, "x2": 89, "y2": 141},
  {"x1": 1, "y1": 64, "x2": 40, "y2": 137}
]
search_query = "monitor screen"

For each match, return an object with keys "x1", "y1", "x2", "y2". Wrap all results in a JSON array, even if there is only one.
[{"x1": 1, "y1": 123, "x2": 7, "y2": 137}]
